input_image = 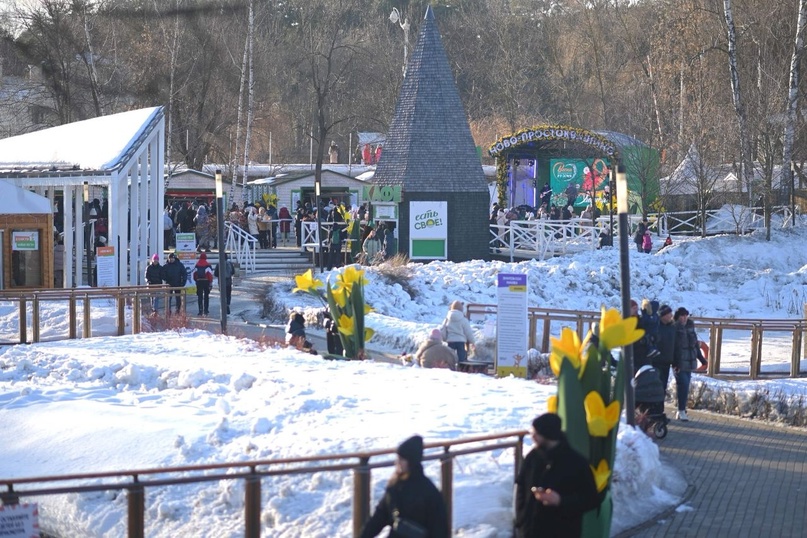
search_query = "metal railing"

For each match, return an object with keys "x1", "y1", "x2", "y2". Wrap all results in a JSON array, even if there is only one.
[
  {"x1": 0, "y1": 430, "x2": 527, "y2": 538},
  {"x1": 466, "y1": 303, "x2": 807, "y2": 379},
  {"x1": 0, "y1": 286, "x2": 187, "y2": 344},
  {"x1": 224, "y1": 222, "x2": 257, "y2": 274}
]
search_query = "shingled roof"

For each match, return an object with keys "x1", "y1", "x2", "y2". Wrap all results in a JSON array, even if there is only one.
[{"x1": 372, "y1": 5, "x2": 486, "y2": 193}]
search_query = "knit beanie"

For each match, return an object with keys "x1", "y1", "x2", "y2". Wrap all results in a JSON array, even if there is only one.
[
  {"x1": 396, "y1": 435, "x2": 424, "y2": 464},
  {"x1": 429, "y1": 329, "x2": 442, "y2": 341},
  {"x1": 151, "y1": 254, "x2": 159, "y2": 262},
  {"x1": 532, "y1": 413, "x2": 563, "y2": 441}
]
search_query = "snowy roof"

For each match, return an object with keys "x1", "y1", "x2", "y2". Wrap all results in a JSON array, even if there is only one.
[
  {"x1": 0, "y1": 107, "x2": 163, "y2": 174},
  {"x1": 357, "y1": 132, "x2": 385, "y2": 146},
  {"x1": 0, "y1": 179, "x2": 52, "y2": 213}
]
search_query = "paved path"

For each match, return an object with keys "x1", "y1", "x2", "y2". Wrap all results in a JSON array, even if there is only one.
[
  {"x1": 190, "y1": 272, "x2": 807, "y2": 538},
  {"x1": 624, "y1": 409, "x2": 807, "y2": 537}
]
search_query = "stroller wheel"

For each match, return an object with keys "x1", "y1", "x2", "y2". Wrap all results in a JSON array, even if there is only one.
[{"x1": 654, "y1": 422, "x2": 668, "y2": 439}]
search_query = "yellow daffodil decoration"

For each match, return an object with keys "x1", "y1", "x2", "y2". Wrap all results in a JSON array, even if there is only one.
[
  {"x1": 291, "y1": 265, "x2": 373, "y2": 360},
  {"x1": 549, "y1": 307, "x2": 644, "y2": 538}
]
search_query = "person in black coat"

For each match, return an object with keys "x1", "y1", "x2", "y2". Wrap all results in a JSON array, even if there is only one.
[
  {"x1": 673, "y1": 307, "x2": 700, "y2": 421},
  {"x1": 515, "y1": 414, "x2": 599, "y2": 538},
  {"x1": 360, "y1": 435, "x2": 448, "y2": 538},
  {"x1": 653, "y1": 304, "x2": 677, "y2": 390},
  {"x1": 161, "y1": 252, "x2": 187, "y2": 313}
]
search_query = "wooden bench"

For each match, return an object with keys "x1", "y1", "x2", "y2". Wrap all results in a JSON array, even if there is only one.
[{"x1": 458, "y1": 360, "x2": 494, "y2": 374}]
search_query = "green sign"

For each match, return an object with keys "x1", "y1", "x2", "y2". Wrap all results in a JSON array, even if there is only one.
[
  {"x1": 363, "y1": 185, "x2": 402, "y2": 203},
  {"x1": 549, "y1": 158, "x2": 611, "y2": 207},
  {"x1": 411, "y1": 239, "x2": 445, "y2": 257}
]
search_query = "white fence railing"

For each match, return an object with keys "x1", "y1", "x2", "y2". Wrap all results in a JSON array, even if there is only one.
[{"x1": 224, "y1": 222, "x2": 256, "y2": 273}]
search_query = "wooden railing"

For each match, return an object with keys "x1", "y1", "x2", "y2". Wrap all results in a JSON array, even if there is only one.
[
  {"x1": 0, "y1": 285, "x2": 186, "y2": 344},
  {"x1": 0, "y1": 430, "x2": 527, "y2": 538},
  {"x1": 466, "y1": 304, "x2": 807, "y2": 379}
]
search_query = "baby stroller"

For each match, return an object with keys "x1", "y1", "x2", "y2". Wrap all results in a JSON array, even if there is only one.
[{"x1": 633, "y1": 365, "x2": 669, "y2": 439}]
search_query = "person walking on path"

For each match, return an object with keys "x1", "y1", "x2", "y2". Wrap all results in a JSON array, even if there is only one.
[
  {"x1": 653, "y1": 304, "x2": 677, "y2": 390},
  {"x1": 515, "y1": 413, "x2": 599, "y2": 538},
  {"x1": 674, "y1": 307, "x2": 700, "y2": 421},
  {"x1": 213, "y1": 254, "x2": 235, "y2": 315},
  {"x1": 360, "y1": 435, "x2": 449, "y2": 538},
  {"x1": 192, "y1": 252, "x2": 214, "y2": 316},
  {"x1": 161, "y1": 252, "x2": 187, "y2": 314},
  {"x1": 145, "y1": 254, "x2": 164, "y2": 313},
  {"x1": 439, "y1": 300, "x2": 475, "y2": 362}
]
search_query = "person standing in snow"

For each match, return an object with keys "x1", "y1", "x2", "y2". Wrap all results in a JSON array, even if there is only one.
[
  {"x1": 642, "y1": 230, "x2": 653, "y2": 254},
  {"x1": 673, "y1": 307, "x2": 699, "y2": 421},
  {"x1": 162, "y1": 252, "x2": 187, "y2": 314},
  {"x1": 213, "y1": 254, "x2": 235, "y2": 315},
  {"x1": 515, "y1": 414, "x2": 599, "y2": 538},
  {"x1": 439, "y1": 301, "x2": 475, "y2": 363},
  {"x1": 360, "y1": 435, "x2": 448, "y2": 538},
  {"x1": 145, "y1": 253, "x2": 164, "y2": 313},
  {"x1": 192, "y1": 252, "x2": 214, "y2": 316}
]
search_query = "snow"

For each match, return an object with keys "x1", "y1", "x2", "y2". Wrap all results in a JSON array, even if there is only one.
[{"x1": 2, "y1": 225, "x2": 807, "y2": 537}]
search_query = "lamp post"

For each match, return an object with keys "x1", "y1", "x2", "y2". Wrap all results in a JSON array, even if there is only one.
[
  {"x1": 215, "y1": 169, "x2": 228, "y2": 334},
  {"x1": 609, "y1": 169, "x2": 615, "y2": 240},
  {"x1": 616, "y1": 164, "x2": 635, "y2": 426},
  {"x1": 83, "y1": 181, "x2": 92, "y2": 286},
  {"x1": 389, "y1": 7, "x2": 410, "y2": 77},
  {"x1": 315, "y1": 176, "x2": 324, "y2": 273}
]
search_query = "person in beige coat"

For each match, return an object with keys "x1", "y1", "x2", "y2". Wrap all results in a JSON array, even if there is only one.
[
  {"x1": 440, "y1": 300, "x2": 475, "y2": 362},
  {"x1": 416, "y1": 329, "x2": 457, "y2": 370}
]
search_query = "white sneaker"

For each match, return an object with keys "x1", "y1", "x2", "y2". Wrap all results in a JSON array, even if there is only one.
[{"x1": 676, "y1": 410, "x2": 690, "y2": 421}]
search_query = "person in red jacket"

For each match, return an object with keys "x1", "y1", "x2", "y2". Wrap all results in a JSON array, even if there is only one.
[{"x1": 192, "y1": 252, "x2": 214, "y2": 316}]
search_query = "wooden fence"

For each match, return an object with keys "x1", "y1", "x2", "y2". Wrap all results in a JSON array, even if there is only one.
[
  {"x1": 0, "y1": 285, "x2": 186, "y2": 344},
  {"x1": 467, "y1": 304, "x2": 807, "y2": 379},
  {"x1": 0, "y1": 430, "x2": 527, "y2": 538}
]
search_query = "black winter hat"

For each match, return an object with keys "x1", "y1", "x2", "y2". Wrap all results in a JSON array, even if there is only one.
[
  {"x1": 659, "y1": 305, "x2": 672, "y2": 317},
  {"x1": 532, "y1": 413, "x2": 563, "y2": 441},
  {"x1": 674, "y1": 307, "x2": 689, "y2": 320},
  {"x1": 396, "y1": 435, "x2": 424, "y2": 463}
]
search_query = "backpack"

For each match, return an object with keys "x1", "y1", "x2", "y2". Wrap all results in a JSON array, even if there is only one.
[{"x1": 194, "y1": 265, "x2": 208, "y2": 284}]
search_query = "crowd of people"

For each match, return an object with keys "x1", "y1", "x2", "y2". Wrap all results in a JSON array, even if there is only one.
[{"x1": 144, "y1": 251, "x2": 234, "y2": 317}]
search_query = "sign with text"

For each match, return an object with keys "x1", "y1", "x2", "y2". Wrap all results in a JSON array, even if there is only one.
[
  {"x1": 175, "y1": 232, "x2": 197, "y2": 253},
  {"x1": 363, "y1": 184, "x2": 402, "y2": 203},
  {"x1": 11, "y1": 231, "x2": 39, "y2": 251},
  {"x1": 0, "y1": 503, "x2": 39, "y2": 537},
  {"x1": 409, "y1": 201, "x2": 447, "y2": 260},
  {"x1": 95, "y1": 246, "x2": 118, "y2": 287},
  {"x1": 496, "y1": 273, "x2": 529, "y2": 378}
]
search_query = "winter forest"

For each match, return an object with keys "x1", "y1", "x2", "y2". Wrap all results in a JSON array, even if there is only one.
[{"x1": 0, "y1": 0, "x2": 805, "y2": 196}]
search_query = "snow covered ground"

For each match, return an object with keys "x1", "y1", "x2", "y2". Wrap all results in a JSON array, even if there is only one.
[{"x1": 2, "y1": 225, "x2": 806, "y2": 537}]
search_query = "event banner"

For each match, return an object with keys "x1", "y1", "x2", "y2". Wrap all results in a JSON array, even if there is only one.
[
  {"x1": 11, "y1": 230, "x2": 39, "y2": 251},
  {"x1": 549, "y1": 158, "x2": 611, "y2": 207},
  {"x1": 409, "y1": 201, "x2": 447, "y2": 259},
  {"x1": 175, "y1": 232, "x2": 197, "y2": 253},
  {"x1": 495, "y1": 273, "x2": 529, "y2": 378}
]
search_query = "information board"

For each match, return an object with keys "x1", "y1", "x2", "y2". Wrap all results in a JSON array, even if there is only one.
[{"x1": 495, "y1": 273, "x2": 529, "y2": 378}]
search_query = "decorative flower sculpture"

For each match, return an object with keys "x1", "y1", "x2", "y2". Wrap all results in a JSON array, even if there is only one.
[
  {"x1": 547, "y1": 307, "x2": 644, "y2": 538},
  {"x1": 292, "y1": 266, "x2": 373, "y2": 359}
]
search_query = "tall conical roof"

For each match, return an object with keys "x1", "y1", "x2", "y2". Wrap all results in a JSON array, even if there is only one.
[{"x1": 373, "y1": 5, "x2": 486, "y2": 193}]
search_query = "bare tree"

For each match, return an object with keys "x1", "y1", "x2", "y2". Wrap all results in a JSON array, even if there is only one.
[{"x1": 781, "y1": 0, "x2": 807, "y2": 225}]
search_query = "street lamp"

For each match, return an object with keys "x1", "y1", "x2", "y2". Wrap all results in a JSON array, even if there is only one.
[
  {"x1": 616, "y1": 164, "x2": 635, "y2": 426},
  {"x1": 83, "y1": 181, "x2": 92, "y2": 287},
  {"x1": 215, "y1": 169, "x2": 228, "y2": 334},
  {"x1": 315, "y1": 175, "x2": 324, "y2": 274},
  {"x1": 389, "y1": 7, "x2": 410, "y2": 77}
]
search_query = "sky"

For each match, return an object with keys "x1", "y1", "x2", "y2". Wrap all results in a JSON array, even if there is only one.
[{"x1": 2, "y1": 218, "x2": 807, "y2": 537}]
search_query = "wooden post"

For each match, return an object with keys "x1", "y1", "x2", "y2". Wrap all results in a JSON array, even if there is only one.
[
  {"x1": 83, "y1": 294, "x2": 91, "y2": 338},
  {"x1": 19, "y1": 298, "x2": 27, "y2": 344},
  {"x1": 541, "y1": 318, "x2": 551, "y2": 353},
  {"x1": 791, "y1": 326, "x2": 802, "y2": 378},
  {"x1": 32, "y1": 295, "x2": 40, "y2": 343},
  {"x1": 117, "y1": 294, "x2": 126, "y2": 336},
  {"x1": 440, "y1": 449, "x2": 453, "y2": 533},
  {"x1": 352, "y1": 457, "x2": 371, "y2": 538},
  {"x1": 528, "y1": 315, "x2": 537, "y2": 350},
  {"x1": 132, "y1": 292, "x2": 141, "y2": 335},
  {"x1": 714, "y1": 326, "x2": 723, "y2": 375},
  {"x1": 127, "y1": 483, "x2": 145, "y2": 538},
  {"x1": 69, "y1": 295, "x2": 77, "y2": 339},
  {"x1": 244, "y1": 472, "x2": 261, "y2": 538}
]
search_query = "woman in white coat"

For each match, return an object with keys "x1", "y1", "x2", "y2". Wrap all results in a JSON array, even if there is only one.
[{"x1": 440, "y1": 300, "x2": 475, "y2": 362}]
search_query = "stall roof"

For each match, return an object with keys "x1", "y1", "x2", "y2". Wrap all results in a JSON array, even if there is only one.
[
  {"x1": 0, "y1": 107, "x2": 163, "y2": 174},
  {"x1": 0, "y1": 179, "x2": 52, "y2": 214}
]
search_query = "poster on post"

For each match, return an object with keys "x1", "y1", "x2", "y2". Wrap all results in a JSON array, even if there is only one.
[
  {"x1": 175, "y1": 232, "x2": 197, "y2": 253},
  {"x1": 496, "y1": 273, "x2": 529, "y2": 378},
  {"x1": 409, "y1": 201, "x2": 447, "y2": 260},
  {"x1": 0, "y1": 502, "x2": 39, "y2": 537},
  {"x1": 95, "y1": 246, "x2": 117, "y2": 287}
]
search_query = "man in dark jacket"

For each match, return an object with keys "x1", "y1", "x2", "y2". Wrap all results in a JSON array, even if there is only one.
[
  {"x1": 653, "y1": 304, "x2": 678, "y2": 390},
  {"x1": 213, "y1": 255, "x2": 235, "y2": 315},
  {"x1": 161, "y1": 252, "x2": 187, "y2": 314},
  {"x1": 145, "y1": 254, "x2": 164, "y2": 313},
  {"x1": 515, "y1": 414, "x2": 599, "y2": 538},
  {"x1": 674, "y1": 307, "x2": 699, "y2": 421},
  {"x1": 192, "y1": 252, "x2": 214, "y2": 316},
  {"x1": 360, "y1": 435, "x2": 448, "y2": 538}
]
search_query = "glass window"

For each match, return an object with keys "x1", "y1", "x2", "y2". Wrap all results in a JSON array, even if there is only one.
[{"x1": 11, "y1": 230, "x2": 43, "y2": 287}]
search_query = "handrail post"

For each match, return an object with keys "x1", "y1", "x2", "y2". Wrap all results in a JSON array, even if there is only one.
[
  {"x1": 244, "y1": 469, "x2": 261, "y2": 538},
  {"x1": 1, "y1": 485, "x2": 19, "y2": 506},
  {"x1": 19, "y1": 298, "x2": 27, "y2": 344},
  {"x1": 352, "y1": 457, "x2": 371, "y2": 538},
  {"x1": 541, "y1": 318, "x2": 551, "y2": 353},
  {"x1": 514, "y1": 433, "x2": 524, "y2": 483},
  {"x1": 528, "y1": 314, "x2": 537, "y2": 350},
  {"x1": 83, "y1": 294, "x2": 91, "y2": 338},
  {"x1": 440, "y1": 448, "x2": 453, "y2": 534},
  {"x1": 127, "y1": 480, "x2": 145, "y2": 538},
  {"x1": 132, "y1": 292, "x2": 141, "y2": 334},
  {"x1": 117, "y1": 294, "x2": 126, "y2": 336},
  {"x1": 32, "y1": 294, "x2": 40, "y2": 343},
  {"x1": 69, "y1": 295, "x2": 77, "y2": 339},
  {"x1": 791, "y1": 326, "x2": 801, "y2": 378}
]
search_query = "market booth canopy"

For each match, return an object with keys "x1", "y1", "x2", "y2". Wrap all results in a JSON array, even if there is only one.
[{"x1": 0, "y1": 180, "x2": 51, "y2": 214}]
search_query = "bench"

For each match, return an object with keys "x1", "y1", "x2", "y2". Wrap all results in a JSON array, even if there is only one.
[{"x1": 458, "y1": 360, "x2": 494, "y2": 374}]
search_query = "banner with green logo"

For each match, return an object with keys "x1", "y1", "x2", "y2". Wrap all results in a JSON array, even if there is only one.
[
  {"x1": 549, "y1": 159, "x2": 611, "y2": 208},
  {"x1": 409, "y1": 201, "x2": 447, "y2": 259},
  {"x1": 12, "y1": 231, "x2": 39, "y2": 251}
]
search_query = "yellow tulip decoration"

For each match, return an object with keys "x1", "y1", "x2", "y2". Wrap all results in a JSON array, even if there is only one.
[
  {"x1": 550, "y1": 307, "x2": 644, "y2": 538},
  {"x1": 291, "y1": 265, "x2": 373, "y2": 360}
]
